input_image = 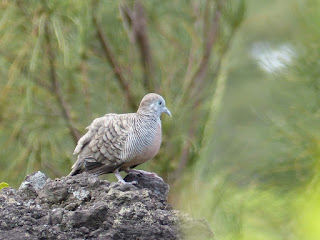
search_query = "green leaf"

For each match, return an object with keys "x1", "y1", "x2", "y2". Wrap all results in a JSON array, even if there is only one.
[
  {"x1": 30, "y1": 14, "x2": 46, "y2": 72},
  {"x1": 51, "y1": 16, "x2": 70, "y2": 66},
  {"x1": 0, "y1": 182, "x2": 9, "y2": 191}
]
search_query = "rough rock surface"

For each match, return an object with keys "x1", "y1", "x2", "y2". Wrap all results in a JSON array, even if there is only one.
[{"x1": 0, "y1": 171, "x2": 213, "y2": 240}]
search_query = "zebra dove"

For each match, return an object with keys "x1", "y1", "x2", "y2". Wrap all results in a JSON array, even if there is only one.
[{"x1": 68, "y1": 93, "x2": 171, "y2": 183}]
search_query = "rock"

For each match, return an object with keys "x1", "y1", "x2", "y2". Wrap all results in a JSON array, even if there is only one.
[
  {"x1": 0, "y1": 171, "x2": 214, "y2": 240},
  {"x1": 17, "y1": 171, "x2": 48, "y2": 200},
  {"x1": 18, "y1": 171, "x2": 48, "y2": 192},
  {"x1": 124, "y1": 172, "x2": 169, "y2": 201}
]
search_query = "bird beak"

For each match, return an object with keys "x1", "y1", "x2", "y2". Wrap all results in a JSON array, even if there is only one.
[{"x1": 163, "y1": 107, "x2": 172, "y2": 117}]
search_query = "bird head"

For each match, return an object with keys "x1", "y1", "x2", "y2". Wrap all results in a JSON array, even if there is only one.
[{"x1": 137, "y1": 93, "x2": 171, "y2": 118}]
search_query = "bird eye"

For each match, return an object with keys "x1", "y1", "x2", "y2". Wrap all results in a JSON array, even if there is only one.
[{"x1": 158, "y1": 100, "x2": 162, "y2": 105}]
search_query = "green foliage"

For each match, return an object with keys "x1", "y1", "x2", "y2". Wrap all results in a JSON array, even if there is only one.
[
  {"x1": 170, "y1": 0, "x2": 320, "y2": 239},
  {"x1": 2, "y1": 0, "x2": 320, "y2": 239},
  {"x1": 0, "y1": 0, "x2": 243, "y2": 185},
  {"x1": 0, "y1": 182, "x2": 9, "y2": 191}
]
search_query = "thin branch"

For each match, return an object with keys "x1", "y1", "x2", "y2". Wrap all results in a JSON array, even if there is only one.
[
  {"x1": 196, "y1": 27, "x2": 240, "y2": 150},
  {"x1": 175, "y1": 0, "x2": 224, "y2": 113},
  {"x1": 119, "y1": 4, "x2": 134, "y2": 42},
  {"x1": 203, "y1": 0, "x2": 211, "y2": 49},
  {"x1": 80, "y1": 56, "x2": 91, "y2": 117},
  {"x1": 172, "y1": 121, "x2": 196, "y2": 182},
  {"x1": 120, "y1": 1, "x2": 157, "y2": 93},
  {"x1": 132, "y1": 1, "x2": 156, "y2": 92},
  {"x1": 172, "y1": 1, "x2": 244, "y2": 183},
  {"x1": 189, "y1": 0, "x2": 224, "y2": 100},
  {"x1": 92, "y1": 6, "x2": 137, "y2": 110},
  {"x1": 172, "y1": 0, "x2": 225, "y2": 182},
  {"x1": 44, "y1": 20, "x2": 80, "y2": 144}
]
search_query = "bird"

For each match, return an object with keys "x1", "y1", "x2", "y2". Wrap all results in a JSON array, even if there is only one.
[{"x1": 68, "y1": 93, "x2": 171, "y2": 184}]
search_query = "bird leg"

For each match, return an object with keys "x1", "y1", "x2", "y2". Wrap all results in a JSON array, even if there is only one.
[
  {"x1": 114, "y1": 169, "x2": 126, "y2": 184},
  {"x1": 114, "y1": 168, "x2": 137, "y2": 184},
  {"x1": 125, "y1": 169, "x2": 163, "y2": 181}
]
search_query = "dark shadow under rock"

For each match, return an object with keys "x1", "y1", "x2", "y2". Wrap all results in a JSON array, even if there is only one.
[{"x1": 0, "y1": 171, "x2": 213, "y2": 240}]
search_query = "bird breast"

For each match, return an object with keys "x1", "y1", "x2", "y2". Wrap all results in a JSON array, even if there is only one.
[
  {"x1": 120, "y1": 122, "x2": 162, "y2": 169},
  {"x1": 139, "y1": 122, "x2": 162, "y2": 160}
]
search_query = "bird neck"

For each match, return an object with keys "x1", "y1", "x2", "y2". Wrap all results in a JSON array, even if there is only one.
[{"x1": 136, "y1": 111, "x2": 160, "y2": 123}]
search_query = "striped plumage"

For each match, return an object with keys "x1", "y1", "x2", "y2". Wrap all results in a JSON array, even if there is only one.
[{"x1": 68, "y1": 93, "x2": 171, "y2": 183}]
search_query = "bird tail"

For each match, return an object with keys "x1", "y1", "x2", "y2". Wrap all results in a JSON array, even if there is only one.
[{"x1": 68, "y1": 155, "x2": 85, "y2": 176}]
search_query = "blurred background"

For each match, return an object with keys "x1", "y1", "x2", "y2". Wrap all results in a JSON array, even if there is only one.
[{"x1": 1, "y1": 0, "x2": 320, "y2": 239}]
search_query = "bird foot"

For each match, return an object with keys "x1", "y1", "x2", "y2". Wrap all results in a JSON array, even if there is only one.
[
  {"x1": 126, "y1": 169, "x2": 163, "y2": 181},
  {"x1": 121, "y1": 180, "x2": 138, "y2": 185},
  {"x1": 115, "y1": 170, "x2": 137, "y2": 185}
]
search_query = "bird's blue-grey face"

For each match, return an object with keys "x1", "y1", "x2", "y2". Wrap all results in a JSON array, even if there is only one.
[
  {"x1": 138, "y1": 93, "x2": 172, "y2": 117},
  {"x1": 152, "y1": 96, "x2": 171, "y2": 117}
]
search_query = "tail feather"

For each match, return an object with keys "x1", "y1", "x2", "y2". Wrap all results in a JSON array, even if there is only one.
[
  {"x1": 68, "y1": 168, "x2": 81, "y2": 176},
  {"x1": 68, "y1": 155, "x2": 117, "y2": 176},
  {"x1": 85, "y1": 159, "x2": 116, "y2": 176},
  {"x1": 68, "y1": 155, "x2": 85, "y2": 176}
]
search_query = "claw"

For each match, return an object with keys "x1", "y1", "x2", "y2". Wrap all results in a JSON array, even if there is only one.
[
  {"x1": 117, "y1": 178, "x2": 126, "y2": 184},
  {"x1": 117, "y1": 180, "x2": 137, "y2": 185},
  {"x1": 125, "y1": 169, "x2": 163, "y2": 181}
]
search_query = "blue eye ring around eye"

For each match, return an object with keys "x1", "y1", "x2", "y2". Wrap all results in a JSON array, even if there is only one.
[{"x1": 158, "y1": 100, "x2": 162, "y2": 105}]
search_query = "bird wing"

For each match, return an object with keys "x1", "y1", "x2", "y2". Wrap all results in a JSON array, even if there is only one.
[
  {"x1": 72, "y1": 113, "x2": 134, "y2": 175},
  {"x1": 73, "y1": 115, "x2": 108, "y2": 155}
]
